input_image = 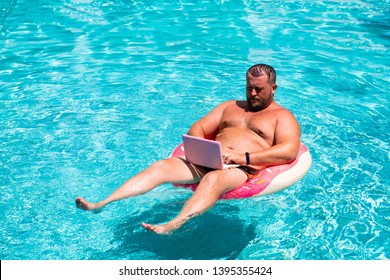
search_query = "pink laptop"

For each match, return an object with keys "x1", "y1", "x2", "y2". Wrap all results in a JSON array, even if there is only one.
[{"x1": 182, "y1": 134, "x2": 238, "y2": 170}]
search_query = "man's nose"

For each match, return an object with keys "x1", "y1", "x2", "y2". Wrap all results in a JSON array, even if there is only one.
[{"x1": 250, "y1": 89, "x2": 257, "y2": 96}]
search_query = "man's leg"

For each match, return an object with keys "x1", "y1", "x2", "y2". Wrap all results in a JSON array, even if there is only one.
[
  {"x1": 75, "y1": 157, "x2": 205, "y2": 211},
  {"x1": 142, "y1": 167, "x2": 248, "y2": 234}
]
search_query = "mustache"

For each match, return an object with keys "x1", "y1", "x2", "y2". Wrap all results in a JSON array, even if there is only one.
[{"x1": 246, "y1": 98, "x2": 264, "y2": 111}]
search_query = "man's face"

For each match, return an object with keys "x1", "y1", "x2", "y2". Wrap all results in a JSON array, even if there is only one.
[{"x1": 246, "y1": 73, "x2": 277, "y2": 111}]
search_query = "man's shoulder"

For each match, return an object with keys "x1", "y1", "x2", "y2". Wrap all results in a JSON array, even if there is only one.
[
  {"x1": 270, "y1": 103, "x2": 293, "y2": 113},
  {"x1": 275, "y1": 108, "x2": 299, "y2": 128},
  {"x1": 269, "y1": 103, "x2": 297, "y2": 119},
  {"x1": 228, "y1": 100, "x2": 247, "y2": 108}
]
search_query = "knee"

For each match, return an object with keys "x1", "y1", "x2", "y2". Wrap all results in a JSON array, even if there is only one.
[
  {"x1": 199, "y1": 171, "x2": 224, "y2": 191},
  {"x1": 148, "y1": 159, "x2": 170, "y2": 173}
]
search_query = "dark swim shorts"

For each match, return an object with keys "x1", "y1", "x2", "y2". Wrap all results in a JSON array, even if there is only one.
[{"x1": 237, "y1": 166, "x2": 260, "y2": 179}]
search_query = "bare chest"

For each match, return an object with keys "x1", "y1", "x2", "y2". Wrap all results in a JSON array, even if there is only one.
[{"x1": 219, "y1": 106, "x2": 277, "y2": 139}]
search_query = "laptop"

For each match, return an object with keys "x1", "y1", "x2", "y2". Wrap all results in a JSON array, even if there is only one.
[{"x1": 182, "y1": 134, "x2": 239, "y2": 170}]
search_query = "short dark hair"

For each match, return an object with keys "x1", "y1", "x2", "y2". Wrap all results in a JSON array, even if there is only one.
[{"x1": 247, "y1": 64, "x2": 276, "y2": 84}]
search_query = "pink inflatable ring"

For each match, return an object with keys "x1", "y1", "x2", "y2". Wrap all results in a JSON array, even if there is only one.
[{"x1": 171, "y1": 143, "x2": 312, "y2": 199}]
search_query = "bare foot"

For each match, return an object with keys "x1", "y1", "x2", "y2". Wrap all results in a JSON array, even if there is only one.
[
  {"x1": 75, "y1": 197, "x2": 98, "y2": 211},
  {"x1": 142, "y1": 212, "x2": 200, "y2": 234},
  {"x1": 141, "y1": 222, "x2": 176, "y2": 235}
]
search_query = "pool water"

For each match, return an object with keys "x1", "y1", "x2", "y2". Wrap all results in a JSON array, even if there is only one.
[{"x1": 1, "y1": 0, "x2": 389, "y2": 260}]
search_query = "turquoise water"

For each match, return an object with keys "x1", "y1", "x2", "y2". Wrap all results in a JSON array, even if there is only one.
[{"x1": 1, "y1": 0, "x2": 389, "y2": 260}]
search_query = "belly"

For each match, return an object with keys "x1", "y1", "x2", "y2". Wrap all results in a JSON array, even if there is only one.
[{"x1": 215, "y1": 127, "x2": 270, "y2": 153}]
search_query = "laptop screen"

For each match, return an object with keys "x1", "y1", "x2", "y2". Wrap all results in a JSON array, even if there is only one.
[{"x1": 182, "y1": 134, "x2": 224, "y2": 170}]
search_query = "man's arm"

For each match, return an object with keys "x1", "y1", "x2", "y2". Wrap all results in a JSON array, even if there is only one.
[
  {"x1": 249, "y1": 109, "x2": 301, "y2": 166},
  {"x1": 222, "y1": 108, "x2": 301, "y2": 166},
  {"x1": 187, "y1": 101, "x2": 234, "y2": 138}
]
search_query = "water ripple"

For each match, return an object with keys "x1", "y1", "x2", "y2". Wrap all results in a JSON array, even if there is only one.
[{"x1": 1, "y1": 0, "x2": 389, "y2": 260}]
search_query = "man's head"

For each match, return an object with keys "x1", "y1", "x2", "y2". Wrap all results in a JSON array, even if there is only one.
[
  {"x1": 246, "y1": 64, "x2": 276, "y2": 84},
  {"x1": 246, "y1": 64, "x2": 277, "y2": 111}
]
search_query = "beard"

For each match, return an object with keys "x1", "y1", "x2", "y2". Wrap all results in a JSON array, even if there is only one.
[
  {"x1": 247, "y1": 93, "x2": 274, "y2": 111},
  {"x1": 247, "y1": 97, "x2": 266, "y2": 111}
]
